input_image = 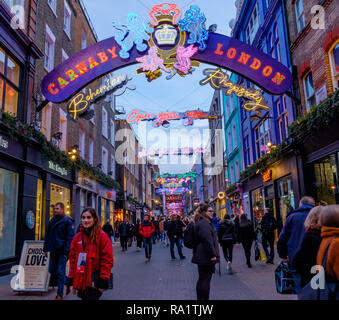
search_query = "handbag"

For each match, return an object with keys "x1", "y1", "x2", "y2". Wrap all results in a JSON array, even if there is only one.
[
  {"x1": 299, "y1": 237, "x2": 339, "y2": 300},
  {"x1": 275, "y1": 262, "x2": 297, "y2": 294},
  {"x1": 91, "y1": 271, "x2": 113, "y2": 290}
]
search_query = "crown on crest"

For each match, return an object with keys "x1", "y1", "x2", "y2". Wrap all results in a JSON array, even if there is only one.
[
  {"x1": 155, "y1": 24, "x2": 177, "y2": 45},
  {"x1": 149, "y1": 3, "x2": 181, "y2": 26}
]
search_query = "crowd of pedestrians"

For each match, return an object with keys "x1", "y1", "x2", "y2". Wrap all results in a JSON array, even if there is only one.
[{"x1": 41, "y1": 194, "x2": 339, "y2": 301}]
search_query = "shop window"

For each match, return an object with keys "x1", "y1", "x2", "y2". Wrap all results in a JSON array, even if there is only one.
[
  {"x1": 64, "y1": 0, "x2": 72, "y2": 39},
  {"x1": 0, "y1": 47, "x2": 20, "y2": 117},
  {"x1": 50, "y1": 184, "x2": 71, "y2": 218},
  {"x1": 251, "y1": 188, "x2": 264, "y2": 226},
  {"x1": 329, "y1": 42, "x2": 339, "y2": 91},
  {"x1": 35, "y1": 179, "x2": 44, "y2": 240},
  {"x1": 101, "y1": 198, "x2": 106, "y2": 227},
  {"x1": 303, "y1": 71, "x2": 316, "y2": 112},
  {"x1": 295, "y1": 0, "x2": 305, "y2": 33},
  {"x1": 80, "y1": 190, "x2": 86, "y2": 214},
  {"x1": 0, "y1": 168, "x2": 19, "y2": 260},
  {"x1": 277, "y1": 176, "x2": 295, "y2": 225}
]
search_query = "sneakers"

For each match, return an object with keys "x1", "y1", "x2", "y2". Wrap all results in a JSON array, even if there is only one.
[{"x1": 227, "y1": 261, "x2": 233, "y2": 274}]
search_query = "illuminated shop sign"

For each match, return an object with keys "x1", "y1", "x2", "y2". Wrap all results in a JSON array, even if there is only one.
[
  {"x1": 67, "y1": 73, "x2": 135, "y2": 120},
  {"x1": 263, "y1": 170, "x2": 272, "y2": 182},
  {"x1": 40, "y1": 3, "x2": 292, "y2": 107},
  {"x1": 137, "y1": 147, "x2": 206, "y2": 158},
  {"x1": 127, "y1": 109, "x2": 219, "y2": 127},
  {"x1": 48, "y1": 161, "x2": 68, "y2": 176},
  {"x1": 200, "y1": 68, "x2": 270, "y2": 116}
]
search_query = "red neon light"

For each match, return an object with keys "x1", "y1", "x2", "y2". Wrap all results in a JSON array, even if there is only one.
[
  {"x1": 263, "y1": 66, "x2": 273, "y2": 77},
  {"x1": 250, "y1": 58, "x2": 262, "y2": 70},
  {"x1": 238, "y1": 52, "x2": 251, "y2": 65},
  {"x1": 107, "y1": 47, "x2": 118, "y2": 59},
  {"x1": 97, "y1": 52, "x2": 108, "y2": 64},
  {"x1": 58, "y1": 77, "x2": 69, "y2": 89},
  {"x1": 149, "y1": 3, "x2": 181, "y2": 26},
  {"x1": 227, "y1": 48, "x2": 237, "y2": 59},
  {"x1": 76, "y1": 62, "x2": 89, "y2": 75},
  {"x1": 65, "y1": 69, "x2": 79, "y2": 82},
  {"x1": 48, "y1": 83, "x2": 59, "y2": 95},
  {"x1": 272, "y1": 72, "x2": 286, "y2": 85},
  {"x1": 214, "y1": 43, "x2": 224, "y2": 56},
  {"x1": 88, "y1": 57, "x2": 99, "y2": 69}
]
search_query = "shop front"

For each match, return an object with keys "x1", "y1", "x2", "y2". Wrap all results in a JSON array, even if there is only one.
[
  {"x1": 98, "y1": 185, "x2": 116, "y2": 228},
  {"x1": 125, "y1": 201, "x2": 136, "y2": 224}
]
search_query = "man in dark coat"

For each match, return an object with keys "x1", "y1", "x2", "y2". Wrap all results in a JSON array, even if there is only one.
[
  {"x1": 261, "y1": 209, "x2": 277, "y2": 264},
  {"x1": 43, "y1": 202, "x2": 75, "y2": 300},
  {"x1": 119, "y1": 218, "x2": 130, "y2": 252},
  {"x1": 102, "y1": 220, "x2": 114, "y2": 242},
  {"x1": 167, "y1": 215, "x2": 186, "y2": 260},
  {"x1": 277, "y1": 196, "x2": 315, "y2": 294}
]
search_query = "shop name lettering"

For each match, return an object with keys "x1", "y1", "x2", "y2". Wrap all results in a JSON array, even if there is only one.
[
  {"x1": 48, "y1": 161, "x2": 68, "y2": 176},
  {"x1": 200, "y1": 68, "x2": 270, "y2": 114},
  {"x1": 25, "y1": 248, "x2": 47, "y2": 266},
  {"x1": 0, "y1": 136, "x2": 9, "y2": 149},
  {"x1": 68, "y1": 74, "x2": 130, "y2": 120}
]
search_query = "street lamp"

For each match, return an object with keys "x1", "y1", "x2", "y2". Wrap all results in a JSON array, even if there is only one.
[{"x1": 68, "y1": 145, "x2": 79, "y2": 161}]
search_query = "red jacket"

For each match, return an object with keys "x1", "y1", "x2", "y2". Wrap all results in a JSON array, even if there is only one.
[
  {"x1": 68, "y1": 228, "x2": 113, "y2": 291},
  {"x1": 139, "y1": 221, "x2": 155, "y2": 238}
]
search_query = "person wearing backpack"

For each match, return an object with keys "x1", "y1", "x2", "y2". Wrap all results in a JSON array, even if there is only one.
[
  {"x1": 218, "y1": 215, "x2": 236, "y2": 274},
  {"x1": 260, "y1": 208, "x2": 277, "y2": 264},
  {"x1": 192, "y1": 203, "x2": 220, "y2": 301}
]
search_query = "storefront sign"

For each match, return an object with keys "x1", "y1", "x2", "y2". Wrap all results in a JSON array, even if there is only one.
[
  {"x1": 40, "y1": 3, "x2": 292, "y2": 106},
  {"x1": 67, "y1": 73, "x2": 135, "y2": 120},
  {"x1": 263, "y1": 170, "x2": 273, "y2": 182},
  {"x1": 78, "y1": 172, "x2": 97, "y2": 193},
  {"x1": 25, "y1": 211, "x2": 35, "y2": 230},
  {"x1": 11, "y1": 241, "x2": 50, "y2": 292},
  {"x1": 48, "y1": 161, "x2": 68, "y2": 176},
  {"x1": 127, "y1": 109, "x2": 218, "y2": 127},
  {"x1": 98, "y1": 185, "x2": 116, "y2": 201},
  {"x1": 0, "y1": 135, "x2": 9, "y2": 149}
]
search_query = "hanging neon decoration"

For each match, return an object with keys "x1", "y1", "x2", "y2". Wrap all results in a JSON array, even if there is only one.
[
  {"x1": 156, "y1": 187, "x2": 190, "y2": 195},
  {"x1": 137, "y1": 147, "x2": 206, "y2": 158}
]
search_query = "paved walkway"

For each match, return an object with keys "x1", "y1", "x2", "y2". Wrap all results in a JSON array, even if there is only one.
[{"x1": 0, "y1": 241, "x2": 297, "y2": 300}]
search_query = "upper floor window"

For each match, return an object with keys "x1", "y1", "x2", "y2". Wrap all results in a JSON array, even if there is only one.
[
  {"x1": 79, "y1": 128, "x2": 85, "y2": 159},
  {"x1": 232, "y1": 124, "x2": 237, "y2": 149},
  {"x1": 246, "y1": 1, "x2": 259, "y2": 44},
  {"x1": 102, "y1": 107, "x2": 108, "y2": 138},
  {"x1": 329, "y1": 42, "x2": 339, "y2": 91},
  {"x1": 0, "y1": 47, "x2": 20, "y2": 117},
  {"x1": 2, "y1": 0, "x2": 24, "y2": 9},
  {"x1": 81, "y1": 30, "x2": 87, "y2": 49},
  {"x1": 48, "y1": 0, "x2": 57, "y2": 15},
  {"x1": 64, "y1": 0, "x2": 71, "y2": 38},
  {"x1": 61, "y1": 49, "x2": 69, "y2": 63},
  {"x1": 244, "y1": 135, "x2": 251, "y2": 168},
  {"x1": 44, "y1": 24, "x2": 55, "y2": 72},
  {"x1": 295, "y1": 0, "x2": 305, "y2": 33},
  {"x1": 255, "y1": 119, "x2": 271, "y2": 159},
  {"x1": 102, "y1": 147, "x2": 108, "y2": 174},
  {"x1": 276, "y1": 97, "x2": 288, "y2": 142},
  {"x1": 303, "y1": 71, "x2": 315, "y2": 112},
  {"x1": 59, "y1": 108, "x2": 67, "y2": 151},
  {"x1": 89, "y1": 138, "x2": 94, "y2": 165}
]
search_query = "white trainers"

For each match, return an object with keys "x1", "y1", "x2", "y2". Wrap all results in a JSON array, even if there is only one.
[{"x1": 227, "y1": 261, "x2": 233, "y2": 274}]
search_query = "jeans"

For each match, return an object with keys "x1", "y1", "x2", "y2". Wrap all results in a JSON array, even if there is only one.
[
  {"x1": 170, "y1": 237, "x2": 184, "y2": 259},
  {"x1": 49, "y1": 253, "x2": 68, "y2": 297},
  {"x1": 241, "y1": 241, "x2": 253, "y2": 265},
  {"x1": 221, "y1": 240, "x2": 234, "y2": 263},
  {"x1": 143, "y1": 238, "x2": 152, "y2": 258},
  {"x1": 290, "y1": 268, "x2": 302, "y2": 295},
  {"x1": 136, "y1": 235, "x2": 143, "y2": 248},
  {"x1": 196, "y1": 265, "x2": 215, "y2": 300},
  {"x1": 120, "y1": 236, "x2": 128, "y2": 251},
  {"x1": 262, "y1": 233, "x2": 275, "y2": 261}
]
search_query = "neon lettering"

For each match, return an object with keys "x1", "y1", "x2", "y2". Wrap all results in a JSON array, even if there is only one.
[
  {"x1": 48, "y1": 83, "x2": 59, "y2": 95},
  {"x1": 88, "y1": 57, "x2": 99, "y2": 69},
  {"x1": 263, "y1": 66, "x2": 273, "y2": 77},
  {"x1": 107, "y1": 47, "x2": 118, "y2": 59},
  {"x1": 250, "y1": 58, "x2": 262, "y2": 70},
  {"x1": 65, "y1": 69, "x2": 79, "y2": 82},
  {"x1": 97, "y1": 52, "x2": 108, "y2": 64},
  {"x1": 272, "y1": 72, "x2": 286, "y2": 85},
  {"x1": 75, "y1": 62, "x2": 89, "y2": 75},
  {"x1": 238, "y1": 52, "x2": 251, "y2": 65},
  {"x1": 58, "y1": 77, "x2": 69, "y2": 89},
  {"x1": 214, "y1": 43, "x2": 224, "y2": 56},
  {"x1": 227, "y1": 48, "x2": 237, "y2": 59},
  {"x1": 68, "y1": 94, "x2": 88, "y2": 120}
]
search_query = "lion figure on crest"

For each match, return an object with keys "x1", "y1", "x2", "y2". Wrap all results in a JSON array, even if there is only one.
[{"x1": 113, "y1": 13, "x2": 154, "y2": 59}]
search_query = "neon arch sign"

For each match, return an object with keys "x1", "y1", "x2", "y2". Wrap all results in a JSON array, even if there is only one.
[{"x1": 40, "y1": 3, "x2": 292, "y2": 108}]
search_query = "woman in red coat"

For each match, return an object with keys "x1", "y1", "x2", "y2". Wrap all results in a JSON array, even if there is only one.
[{"x1": 67, "y1": 208, "x2": 113, "y2": 300}]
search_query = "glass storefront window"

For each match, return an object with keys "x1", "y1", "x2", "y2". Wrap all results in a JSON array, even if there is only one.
[
  {"x1": 251, "y1": 188, "x2": 264, "y2": 227},
  {"x1": 7, "y1": 56, "x2": 20, "y2": 86},
  {"x1": 35, "y1": 179, "x2": 44, "y2": 240},
  {"x1": 80, "y1": 190, "x2": 86, "y2": 214},
  {"x1": 50, "y1": 183, "x2": 71, "y2": 218},
  {"x1": 0, "y1": 79, "x2": 3, "y2": 106},
  {"x1": 101, "y1": 198, "x2": 106, "y2": 227},
  {"x1": 0, "y1": 168, "x2": 19, "y2": 260},
  {"x1": 0, "y1": 48, "x2": 5, "y2": 74},
  {"x1": 313, "y1": 153, "x2": 339, "y2": 205},
  {"x1": 277, "y1": 176, "x2": 295, "y2": 225},
  {"x1": 5, "y1": 83, "x2": 18, "y2": 116}
]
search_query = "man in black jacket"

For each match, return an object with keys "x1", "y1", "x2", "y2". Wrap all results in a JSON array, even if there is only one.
[
  {"x1": 102, "y1": 219, "x2": 114, "y2": 242},
  {"x1": 43, "y1": 202, "x2": 75, "y2": 300},
  {"x1": 119, "y1": 218, "x2": 130, "y2": 252},
  {"x1": 260, "y1": 209, "x2": 277, "y2": 264},
  {"x1": 167, "y1": 215, "x2": 186, "y2": 260}
]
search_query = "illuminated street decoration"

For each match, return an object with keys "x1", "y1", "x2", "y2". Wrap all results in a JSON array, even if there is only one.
[
  {"x1": 40, "y1": 3, "x2": 293, "y2": 107},
  {"x1": 177, "y1": 5, "x2": 209, "y2": 51},
  {"x1": 156, "y1": 187, "x2": 190, "y2": 194},
  {"x1": 155, "y1": 172, "x2": 198, "y2": 184},
  {"x1": 174, "y1": 45, "x2": 198, "y2": 74},
  {"x1": 112, "y1": 13, "x2": 154, "y2": 59},
  {"x1": 200, "y1": 68, "x2": 270, "y2": 117},
  {"x1": 67, "y1": 73, "x2": 135, "y2": 120},
  {"x1": 127, "y1": 109, "x2": 219, "y2": 127},
  {"x1": 137, "y1": 147, "x2": 206, "y2": 158}
]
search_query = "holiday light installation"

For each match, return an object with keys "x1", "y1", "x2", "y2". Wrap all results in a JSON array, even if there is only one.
[
  {"x1": 137, "y1": 147, "x2": 206, "y2": 158},
  {"x1": 155, "y1": 171, "x2": 198, "y2": 183},
  {"x1": 39, "y1": 3, "x2": 293, "y2": 111}
]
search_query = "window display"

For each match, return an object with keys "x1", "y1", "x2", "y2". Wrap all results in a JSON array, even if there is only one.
[
  {"x1": 50, "y1": 183, "x2": 71, "y2": 218},
  {"x1": 0, "y1": 168, "x2": 19, "y2": 260},
  {"x1": 35, "y1": 179, "x2": 44, "y2": 240},
  {"x1": 277, "y1": 176, "x2": 295, "y2": 225}
]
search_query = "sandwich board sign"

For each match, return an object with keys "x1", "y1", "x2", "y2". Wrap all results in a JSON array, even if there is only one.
[{"x1": 11, "y1": 241, "x2": 50, "y2": 293}]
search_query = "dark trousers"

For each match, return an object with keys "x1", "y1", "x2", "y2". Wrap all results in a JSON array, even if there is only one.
[
  {"x1": 196, "y1": 265, "x2": 215, "y2": 301},
  {"x1": 120, "y1": 236, "x2": 128, "y2": 251},
  {"x1": 143, "y1": 237, "x2": 152, "y2": 258},
  {"x1": 136, "y1": 235, "x2": 143, "y2": 248},
  {"x1": 49, "y1": 253, "x2": 67, "y2": 297},
  {"x1": 170, "y1": 237, "x2": 184, "y2": 259},
  {"x1": 262, "y1": 233, "x2": 275, "y2": 261},
  {"x1": 77, "y1": 287, "x2": 103, "y2": 301},
  {"x1": 241, "y1": 241, "x2": 253, "y2": 265},
  {"x1": 221, "y1": 240, "x2": 234, "y2": 263}
]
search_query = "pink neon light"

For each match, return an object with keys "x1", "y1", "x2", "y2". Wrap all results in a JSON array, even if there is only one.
[
  {"x1": 174, "y1": 45, "x2": 198, "y2": 74},
  {"x1": 136, "y1": 46, "x2": 171, "y2": 73}
]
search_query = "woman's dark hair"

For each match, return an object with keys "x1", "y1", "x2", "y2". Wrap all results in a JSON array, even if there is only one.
[
  {"x1": 194, "y1": 203, "x2": 212, "y2": 223},
  {"x1": 225, "y1": 214, "x2": 231, "y2": 220},
  {"x1": 239, "y1": 214, "x2": 249, "y2": 228},
  {"x1": 81, "y1": 208, "x2": 101, "y2": 243}
]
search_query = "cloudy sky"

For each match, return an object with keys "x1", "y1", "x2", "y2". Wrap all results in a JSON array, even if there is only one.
[{"x1": 82, "y1": 0, "x2": 237, "y2": 173}]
